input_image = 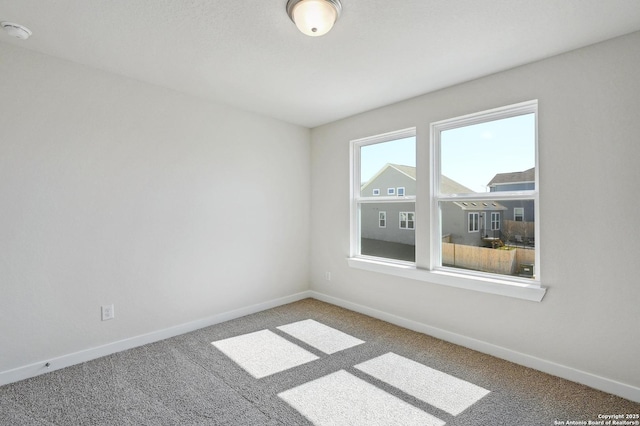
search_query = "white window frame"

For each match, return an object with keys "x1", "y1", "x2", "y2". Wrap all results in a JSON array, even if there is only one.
[
  {"x1": 399, "y1": 212, "x2": 415, "y2": 230},
  {"x1": 350, "y1": 128, "x2": 417, "y2": 266},
  {"x1": 387, "y1": 188, "x2": 396, "y2": 195},
  {"x1": 468, "y1": 212, "x2": 479, "y2": 233},
  {"x1": 491, "y1": 212, "x2": 501, "y2": 231},
  {"x1": 373, "y1": 188, "x2": 380, "y2": 196},
  {"x1": 397, "y1": 187, "x2": 405, "y2": 196},
  {"x1": 514, "y1": 207, "x2": 524, "y2": 222},
  {"x1": 379, "y1": 211, "x2": 386, "y2": 228},
  {"x1": 348, "y1": 102, "x2": 544, "y2": 302}
]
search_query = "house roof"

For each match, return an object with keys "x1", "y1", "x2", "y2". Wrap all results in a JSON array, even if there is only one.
[
  {"x1": 362, "y1": 164, "x2": 474, "y2": 194},
  {"x1": 390, "y1": 164, "x2": 416, "y2": 180},
  {"x1": 453, "y1": 201, "x2": 507, "y2": 211},
  {"x1": 441, "y1": 176, "x2": 475, "y2": 194},
  {"x1": 363, "y1": 163, "x2": 506, "y2": 210},
  {"x1": 487, "y1": 168, "x2": 535, "y2": 186},
  {"x1": 361, "y1": 163, "x2": 415, "y2": 192}
]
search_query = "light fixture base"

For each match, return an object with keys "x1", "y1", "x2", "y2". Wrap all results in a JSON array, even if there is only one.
[{"x1": 1, "y1": 22, "x2": 32, "y2": 40}]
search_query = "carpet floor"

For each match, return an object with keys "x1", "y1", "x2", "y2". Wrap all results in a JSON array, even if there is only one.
[{"x1": 1, "y1": 298, "x2": 638, "y2": 425}]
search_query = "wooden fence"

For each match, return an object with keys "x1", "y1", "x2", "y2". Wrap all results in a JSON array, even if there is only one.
[{"x1": 443, "y1": 242, "x2": 534, "y2": 276}]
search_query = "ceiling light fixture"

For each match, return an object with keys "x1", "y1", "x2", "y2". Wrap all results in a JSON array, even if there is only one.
[
  {"x1": 286, "y1": 0, "x2": 342, "y2": 37},
  {"x1": 1, "y1": 22, "x2": 32, "y2": 40}
]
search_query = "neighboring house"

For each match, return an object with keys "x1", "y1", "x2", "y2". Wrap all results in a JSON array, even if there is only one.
[
  {"x1": 487, "y1": 168, "x2": 535, "y2": 244},
  {"x1": 487, "y1": 167, "x2": 535, "y2": 222},
  {"x1": 442, "y1": 200, "x2": 507, "y2": 247},
  {"x1": 360, "y1": 164, "x2": 417, "y2": 246},
  {"x1": 361, "y1": 164, "x2": 506, "y2": 247}
]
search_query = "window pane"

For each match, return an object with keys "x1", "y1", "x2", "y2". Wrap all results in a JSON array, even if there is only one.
[
  {"x1": 360, "y1": 137, "x2": 416, "y2": 189},
  {"x1": 359, "y1": 135, "x2": 415, "y2": 263},
  {"x1": 441, "y1": 200, "x2": 535, "y2": 279},
  {"x1": 361, "y1": 202, "x2": 415, "y2": 262},
  {"x1": 440, "y1": 114, "x2": 535, "y2": 194}
]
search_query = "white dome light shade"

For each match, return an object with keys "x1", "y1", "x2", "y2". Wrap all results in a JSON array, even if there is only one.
[
  {"x1": 287, "y1": 0, "x2": 342, "y2": 37},
  {"x1": 1, "y1": 22, "x2": 32, "y2": 40}
]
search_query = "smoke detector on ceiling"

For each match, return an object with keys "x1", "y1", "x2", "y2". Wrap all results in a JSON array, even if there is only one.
[{"x1": 1, "y1": 22, "x2": 32, "y2": 40}]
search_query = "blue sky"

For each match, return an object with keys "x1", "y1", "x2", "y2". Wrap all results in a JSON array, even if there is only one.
[
  {"x1": 360, "y1": 114, "x2": 535, "y2": 192},
  {"x1": 360, "y1": 136, "x2": 416, "y2": 183}
]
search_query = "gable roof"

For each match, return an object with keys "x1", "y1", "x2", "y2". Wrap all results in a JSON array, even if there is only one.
[
  {"x1": 361, "y1": 163, "x2": 415, "y2": 192},
  {"x1": 441, "y1": 175, "x2": 475, "y2": 194},
  {"x1": 362, "y1": 163, "x2": 505, "y2": 210},
  {"x1": 487, "y1": 168, "x2": 535, "y2": 186},
  {"x1": 362, "y1": 164, "x2": 475, "y2": 194},
  {"x1": 390, "y1": 164, "x2": 416, "y2": 180}
]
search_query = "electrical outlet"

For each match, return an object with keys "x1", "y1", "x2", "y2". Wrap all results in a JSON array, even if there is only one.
[
  {"x1": 325, "y1": 271, "x2": 331, "y2": 281},
  {"x1": 101, "y1": 304, "x2": 115, "y2": 321}
]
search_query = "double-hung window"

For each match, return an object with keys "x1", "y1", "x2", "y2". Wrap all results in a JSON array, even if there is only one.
[
  {"x1": 350, "y1": 128, "x2": 416, "y2": 263},
  {"x1": 514, "y1": 208, "x2": 524, "y2": 222},
  {"x1": 432, "y1": 100, "x2": 539, "y2": 281},
  {"x1": 349, "y1": 101, "x2": 543, "y2": 301},
  {"x1": 400, "y1": 212, "x2": 415, "y2": 230},
  {"x1": 491, "y1": 212, "x2": 501, "y2": 231}
]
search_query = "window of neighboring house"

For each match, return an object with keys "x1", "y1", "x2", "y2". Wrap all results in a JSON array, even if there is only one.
[
  {"x1": 491, "y1": 212, "x2": 501, "y2": 230},
  {"x1": 397, "y1": 187, "x2": 405, "y2": 196},
  {"x1": 350, "y1": 128, "x2": 416, "y2": 263},
  {"x1": 400, "y1": 212, "x2": 415, "y2": 230},
  {"x1": 349, "y1": 101, "x2": 543, "y2": 301},
  {"x1": 379, "y1": 211, "x2": 386, "y2": 228},
  {"x1": 373, "y1": 189, "x2": 380, "y2": 196},
  {"x1": 468, "y1": 213, "x2": 479, "y2": 232},
  {"x1": 514, "y1": 208, "x2": 524, "y2": 221}
]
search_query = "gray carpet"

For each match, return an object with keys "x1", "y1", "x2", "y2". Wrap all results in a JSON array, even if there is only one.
[{"x1": 1, "y1": 298, "x2": 638, "y2": 425}]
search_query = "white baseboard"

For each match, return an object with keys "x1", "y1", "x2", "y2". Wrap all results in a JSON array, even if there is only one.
[
  {"x1": 4, "y1": 289, "x2": 638, "y2": 404},
  {"x1": 0, "y1": 291, "x2": 313, "y2": 387},
  {"x1": 309, "y1": 291, "x2": 640, "y2": 403}
]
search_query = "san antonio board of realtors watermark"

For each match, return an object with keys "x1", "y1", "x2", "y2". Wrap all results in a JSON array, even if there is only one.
[{"x1": 553, "y1": 414, "x2": 639, "y2": 425}]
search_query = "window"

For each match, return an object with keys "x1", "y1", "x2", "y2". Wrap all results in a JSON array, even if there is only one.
[
  {"x1": 349, "y1": 101, "x2": 543, "y2": 301},
  {"x1": 400, "y1": 212, "x2": 415, "y2": 230},
  {"x1": 433, "y1": 100, "x2": 538, "y2": 281},
  {"x1": 350, "y1": 128, "x2": 416, "y2": 263},
  {"x1": 379, "y1": 211, "x2": 386, "y2": 228},
  {"x1": 491, "y1": 212, "x2": 501, "y2": 230},
  {"x1": 514, "y1": 208, "x2": 524, "y2": 221},
  {"x1": 468, "y1": 213, "x2": 479, "y2": 232},
  {"x1": 373, "y1": 189, "x2": 380, "y2": 196}
]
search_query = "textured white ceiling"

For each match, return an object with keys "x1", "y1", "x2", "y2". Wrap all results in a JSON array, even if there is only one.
[{"x1": 1, "y1": 0, "x2": 639, "y2": 127}]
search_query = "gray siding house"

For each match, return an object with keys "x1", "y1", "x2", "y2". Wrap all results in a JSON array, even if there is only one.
[
  {"x1": 488, "y1": 167, "x2": 535, "y2": 222},
  {"x1": 488, "y1": 168, "x2": 535, "y2": 244},
  {"x1": 361, "y1": 164, "x2": 416, "y2": 246},
  {"x1": 361, "y1": 164, "x2": 506, "y2": 248},
  {"x1": 442, "y1": 200, "x2": 507, "y2": 247}
]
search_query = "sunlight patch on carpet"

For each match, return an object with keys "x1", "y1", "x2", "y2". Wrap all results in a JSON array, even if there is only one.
[
  {"x1": 355, "y1": 352, "x2": 490, "y2": 416},
  {"x1": 278, "y1": 370, "x2": 445, "y2": 426},
  {"x1": 212, "y1": 330, "x2": 319, "y2": 379},
  {"x1": 277, "y1": 319, "x2": 365, "y2": 354}
]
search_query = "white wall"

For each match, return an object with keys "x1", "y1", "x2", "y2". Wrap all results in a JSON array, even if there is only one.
[
  {"x1": 0, "y1": 43, "x2": 310, "y2": 374},
  {"x1": 310, "y1": 31, "x2": 640, "y2": 393}
]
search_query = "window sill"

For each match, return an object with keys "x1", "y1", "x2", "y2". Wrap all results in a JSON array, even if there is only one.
[{"x1": 346, "y1": 257, "x2": 546, "y2": 302}]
